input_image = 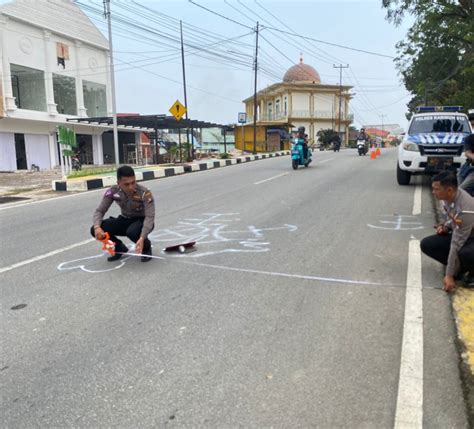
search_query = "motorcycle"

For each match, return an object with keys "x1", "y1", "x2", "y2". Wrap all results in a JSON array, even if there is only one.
[
  {"x1": 333, "y1": 141, "x2": 341, "y2": 152},
  {"x1": 357, "y1": 140, "x2": 367, "y2": 156},
  {"x1": 71, "y1": 152, "x2": 82, "y2": 171},
  {"x1": 291, "y1": 140, "x2": 312, "y2": 170}
]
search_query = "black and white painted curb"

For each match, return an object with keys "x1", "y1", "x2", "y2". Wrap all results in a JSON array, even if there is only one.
[{"x1": 52, "y1": 151, "x2": 290, "y2": 191}]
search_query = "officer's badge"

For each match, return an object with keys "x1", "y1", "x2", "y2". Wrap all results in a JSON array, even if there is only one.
[{"x1": 144, "y1": 191, "x2": 153, "y2": 203}]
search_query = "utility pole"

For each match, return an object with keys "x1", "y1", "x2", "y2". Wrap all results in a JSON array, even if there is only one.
[
  {"x1": 104, "y1": 0, "x2": 120, "y2": 167},
  {"x1": 252, "y1": 22, "x2": 259, "y2": 155},
  {"x1": 333, "y1": 64, "x2": 349, "y2": 141},
  {"x1": 180, "y1": 20, "x2": 191, "y2": 160}
]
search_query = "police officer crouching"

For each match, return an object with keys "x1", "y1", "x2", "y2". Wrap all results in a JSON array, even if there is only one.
[
  {"x1": 90, "y1": 165, "x2": 155, "y2": 262},
  {"x1": 420, "y1": 171, "x2": 474, "y2": 291}
]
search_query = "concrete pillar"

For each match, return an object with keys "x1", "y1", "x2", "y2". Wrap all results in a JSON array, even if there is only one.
[
  {"x1": 105, "y1": 52, "x2": 113, "y2": 116},
  {"x1": 92, "y1": 134, "x2": 102, "y2": 164},
  {"x1": 288, "y1": 92, "x2": 293, "y2": 117},
  {"x1": 48, "y1": 129, "x2": 58, "y2": 168},
  {"x1": 74, "y1": 41, "x2": 87, "y2": 117},
  {"x1": 0, "y1": 15, "x2": 16, "y2": 111},
  {"x1": 135, "y1": 131, "x2": 141, "y2": 164},
  {"x1": 43, "y1": 30, "x2": 58, "y2": 115}
]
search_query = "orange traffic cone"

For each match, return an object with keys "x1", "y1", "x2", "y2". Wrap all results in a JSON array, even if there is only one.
[
  {"x1": 376, "y1": 147, "x2": 381, "y2": 156},
  {"x1": 370, "y1": 144, "x2": 377, "y2": 159}
]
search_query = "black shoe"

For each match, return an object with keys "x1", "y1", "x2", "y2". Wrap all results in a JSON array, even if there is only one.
[
  {"x1": 107, "y1": 243, "x2": 128, "y2": 262},
  {"x1": 141, "y1": 246, "x2": 152, "y2": 262},
  {"x1": 461, "y1": 276, "x2": 474, "y2": 289}
]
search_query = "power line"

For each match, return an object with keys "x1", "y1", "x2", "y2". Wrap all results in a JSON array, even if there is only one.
[
  {"x1": 188, "y1": 0, "x2": 394, "y2": 59},
  {"x1": 249, "y1": 0, "x2": 344, "y2": 66},
  {"x1": 187, "y1": 0, "x2": 253, "y2": 29},
  {"x1": 263, "y1": 26, "x2": 395, "y2": 59}
]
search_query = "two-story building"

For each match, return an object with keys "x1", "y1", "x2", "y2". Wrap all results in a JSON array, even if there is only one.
[
  {"x1": 0, "y1": 0, "x2": 140, "y2": 171},
  {"x1": 239, "y1": 57, "x2": 353, "y2": 149}
]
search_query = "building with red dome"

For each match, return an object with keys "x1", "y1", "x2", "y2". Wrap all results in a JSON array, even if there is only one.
[{"x1": 239, "y1": 56, "x2": 353, "y2": 149}]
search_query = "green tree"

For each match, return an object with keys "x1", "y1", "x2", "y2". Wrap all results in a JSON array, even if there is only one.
[
  {"x1": 317, "y1": 129, "x2": 338, "y2": 148},
  {"x1": 383, "y1": 0, "x2": 474, "y2": 117}
]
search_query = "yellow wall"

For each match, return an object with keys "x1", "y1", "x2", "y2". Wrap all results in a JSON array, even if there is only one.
[{"x1": 234, "y1": 125, "x2": 267, "y2": 152}]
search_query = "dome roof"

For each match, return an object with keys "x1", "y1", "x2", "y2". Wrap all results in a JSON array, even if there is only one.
[{"x1": 283, "y1": 56, "x2": 321, "y2": 84}]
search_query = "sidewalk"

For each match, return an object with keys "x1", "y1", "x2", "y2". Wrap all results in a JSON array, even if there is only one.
[
  {"x1": 52, "y1": 151, "x2": 289, "y2": 192},
  {"x1": 452, "y1": 287, "x2": 474, "y2": 421},
  {"x1": 432, "y1": 198, "x2": 474, "y2": 422},
  {"x1": 0, "y1": 169, "x2": 63, "y2": 203}
]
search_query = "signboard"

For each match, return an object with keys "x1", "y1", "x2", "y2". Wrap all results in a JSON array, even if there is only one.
[
  {"x1": 169, "y1": 99, "x2": 187, "y2": 121},
  {"x1": 238, "y1": 112, "x2": 247, "y2": 124}
]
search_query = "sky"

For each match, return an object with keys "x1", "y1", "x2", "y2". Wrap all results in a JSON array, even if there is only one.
[{"x1": 4, "y1": 0, "x2": 415, "y2": 129}]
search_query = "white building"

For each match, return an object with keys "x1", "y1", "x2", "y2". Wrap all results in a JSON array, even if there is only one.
[
  {"x1": 0, "y1": 0, "x2": 140, "y2": 171},
  {"x1": 241, "y1": 57, "x2": 353, "y2": 146}
]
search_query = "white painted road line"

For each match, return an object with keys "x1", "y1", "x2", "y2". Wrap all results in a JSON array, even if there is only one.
[
  {"x1": 0, "y1": 239, "x2": 95, "y2": 275},
  {"x1": 317, "y1": 158, "x2": 334, "y2": 164},
  {"x1": 254, "y1": 172, "x2": 288, "y2": 185},
  {"x1": 394, "y1": 179, "x2": 423, "y2": 429},
  {"x1": 412, "y1": 178, "x2": 422, "y2": 216}
]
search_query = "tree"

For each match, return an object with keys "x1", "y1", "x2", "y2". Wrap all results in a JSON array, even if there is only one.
[
  {"x1": 383, "y1": 0, "x2": 474, "y2": 117},
  {"x1": 317, "y1": 129, "x2": 338, "y2": 149},
  {"x1": 57, "y1": 125, "x2": 77, "y2": 177}
]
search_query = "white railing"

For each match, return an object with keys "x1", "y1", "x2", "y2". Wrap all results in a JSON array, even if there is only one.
[{"x1": 246, "y1": 111, "x2": 353, "y2": 123}]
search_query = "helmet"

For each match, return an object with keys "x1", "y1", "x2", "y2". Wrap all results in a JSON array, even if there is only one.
[
  {"x1": 361, "y1": 128, "x2": 365, "y2": 132},
  {"x1": 298, "y1": 126, "x2": 305, "y2": 133}
]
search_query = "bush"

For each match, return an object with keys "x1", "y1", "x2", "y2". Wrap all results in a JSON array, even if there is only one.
[
  {"x1": 219, "y1": 152, "x2": 231, "y2": 159},
  {"x1": 67, "y1": 167, "x2": 116, "y2": 179}
]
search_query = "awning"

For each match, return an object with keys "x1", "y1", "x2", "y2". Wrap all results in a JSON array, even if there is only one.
[{"x1": 67, "y1": 114, "x2": 226, "y2": 131}]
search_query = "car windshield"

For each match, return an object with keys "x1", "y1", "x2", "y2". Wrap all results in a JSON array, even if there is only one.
[{"x1": 409, "y1": 115, "x2": 469, "y2": 134}]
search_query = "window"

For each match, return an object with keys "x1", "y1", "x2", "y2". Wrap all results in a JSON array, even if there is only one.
[
  {"x1": 275, "y1": 99, "x2": 281, "y2": 116},
  {"x1": 409, "y1": 115, "x2": 470, "y2": 134},
  {"x1": 83, "y1": 80, "x2": 107, "y2": 117},
  {"x1": 53, "y1": 74, "x2": 76, "y2": 115},
  {"x1": 267, "y1": 102, "x2": 273, "y2": 120},
  {"x1": 284, "y1": 96, "x2": 288, "y2": 115},
  {"x1": 10, "y1": 64, "x2": 47, "y2": 111}
]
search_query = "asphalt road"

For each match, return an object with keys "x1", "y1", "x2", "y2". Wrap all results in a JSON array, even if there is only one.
[{"x1": 0, "y1": 149, "x2": 469, "y2": 428}]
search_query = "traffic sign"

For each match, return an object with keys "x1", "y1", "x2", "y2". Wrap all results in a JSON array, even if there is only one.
[
  {"x1": 238, "y1": 112, "x2": 247, "y2": 123},
  {"x1": 169, "y1": 99, "x2": 187, "y2": 121}
]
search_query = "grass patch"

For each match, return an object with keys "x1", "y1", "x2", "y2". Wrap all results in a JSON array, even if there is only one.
[{"x1": 67, "y1": 167, "x2": 116, "y2": 179}]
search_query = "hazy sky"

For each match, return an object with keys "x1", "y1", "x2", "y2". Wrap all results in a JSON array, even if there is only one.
[{"x1": 4, "y1": 0, "x2": 415, "y2": 129}]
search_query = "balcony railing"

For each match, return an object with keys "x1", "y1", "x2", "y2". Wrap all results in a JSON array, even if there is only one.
[{"x1": 247, "y1": 111, "x2": 354, "y2": 123}]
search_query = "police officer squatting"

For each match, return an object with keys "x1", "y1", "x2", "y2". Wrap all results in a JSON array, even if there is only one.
[
  {"x1": 91, "y1": 166, "x2": 155, "y2": 262},
  {"x1": 420, "y1": 169, "x2": 474, "y2": 292}
]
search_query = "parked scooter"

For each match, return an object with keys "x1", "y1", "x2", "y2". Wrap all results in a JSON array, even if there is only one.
[
  {"x1": 291, "y1": 140, "x2": 312, "y2": 169},
  {"x1": 357, "y1": 140, "x2": 367, "y2": 156}
]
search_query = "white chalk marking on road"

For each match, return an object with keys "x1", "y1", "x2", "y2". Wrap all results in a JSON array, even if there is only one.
[
  {"x1": 179, "y1": 260, "x2": 400, "y2": 287},
  {"x1": 394, "y1": 238, "x2": 423, "y2": 428},
  {"x1": 0, "y1": 239, "x2": 95, "y2": 275},
  {"x1": 412, "y1": 179, "x2": 422, "y2": 215},
  {"x1": 317, "y1": 158, "x2": 334, "y2": 164},
  {"x1": 254, "y1": 172, "x2": 288, "y2": 185}
]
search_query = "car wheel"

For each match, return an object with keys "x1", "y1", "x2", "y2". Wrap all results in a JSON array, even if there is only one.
[{"x1": 397, "y1": 163, "x2": 411, "y2": 185}]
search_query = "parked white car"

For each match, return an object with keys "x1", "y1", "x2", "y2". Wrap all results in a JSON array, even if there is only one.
[{"x1": 397, "y1": 106, "x2": 473, "y2": 185}]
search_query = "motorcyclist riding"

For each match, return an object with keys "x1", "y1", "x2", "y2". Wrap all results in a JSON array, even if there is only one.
[
  {"x1": 296, "y1": 126, "x2": 309, "y2": 160},
  {"x1": 357, "y1": 128, "x2": 370, "y2": 151},
  {"x1": 357, "y1": 128, "x2": 369, "y2": 142}
]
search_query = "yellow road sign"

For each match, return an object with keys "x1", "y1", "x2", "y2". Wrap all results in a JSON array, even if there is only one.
[{"x1": 169, "y1": 99, "x2": 187, "y2": 121}]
